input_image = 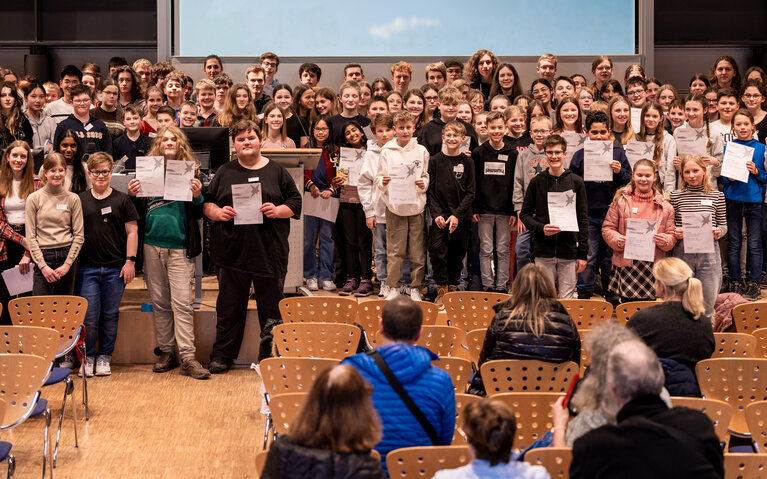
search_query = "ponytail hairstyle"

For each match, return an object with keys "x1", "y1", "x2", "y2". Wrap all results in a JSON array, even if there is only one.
[
  {"x1": 685, "y1": 93, "x2": 712, "y2": 150},
  {"x1": 461, "y1": 399, "x2": 517, "y2": 466},
  {"x1": 678, "y1": 154, "x2": 714, "y2": 192},
  {"x1": 638, "y1": 101, "x2": 665, "y2": 168},
  {"x1": 653, "y1": 257, "x2": 706, "y2": 320},
  {"x1": 607, "y1": 96, "x2": 636, "y2": 144},
  {"x1": 611, "y1": 159, "x2": 659, "y2": 206},
  {"x1": 503, "y1": 263, "x2": 558, "y2": 337}
]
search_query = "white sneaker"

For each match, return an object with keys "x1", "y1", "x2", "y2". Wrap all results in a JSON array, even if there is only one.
[
  {"x1": 384, "y1": 286, "x2": 401, "y2": 301},
  {"x1": 60, "y1": 353, "x2": 74, "y2": 369},
  {"x1": 320, "y1": 280, "x2": 336, "y2": 291},
  {"x1": 79, "y1": 356, "x2": 94, "y2": 378},
  {"x1": 379, "y1": 284, "x2": 391, "y2": 298},
  {"x1": 95, "y1": 355, "x2": 111, "y2": 376},
  {"x1": 306, "y1": 278, "x2": 318, "y2": 291},
  {"x1": 409, "y1": 287, "x2": 423, "y2": 302}
]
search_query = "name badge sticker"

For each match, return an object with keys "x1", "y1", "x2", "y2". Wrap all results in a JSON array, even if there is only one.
[
  {"x1": 453, "y1": 164, "x2": 464, "y2": 173},
  {"x1": 484, "y1": 162, "x2": 505, "y2": 176},
  {"x1": 701, "y1": 199, "x2": 713, "y2": 206},
  {"x1": 632, "y1": 207, "x2": 638, "y2": 214},
  {"x1": 56, "y1": 204, "x2": 67, "y2": 211},
  {"x1": 248, "y1": 177, "x2": 260, "y2": 183},
  {"x1": 101, "y1": 207, "x2": 112, "y2": 215},
  {"x1": 84, "y1": 123, "x2": 93, "y2": 132},
  {"x1": 498, "y1": 154, "x2": 508, "y2": 162}
]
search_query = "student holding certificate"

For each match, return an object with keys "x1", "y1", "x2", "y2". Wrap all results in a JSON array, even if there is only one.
[
  {"x1": 602, "y1": 159, "x2": 676, "y2": 303},
  {"x1": 127, "y1": 125, "x2": 209, "y2": 380}
]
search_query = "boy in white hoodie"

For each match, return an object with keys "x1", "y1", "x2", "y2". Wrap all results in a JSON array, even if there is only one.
[{"x1": 376, "y1": 111, "x2": 430, "y2": 301}]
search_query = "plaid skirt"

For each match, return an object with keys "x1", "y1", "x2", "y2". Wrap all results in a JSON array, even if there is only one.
[{"x1": 608, "y1": 260, "x2": 655, "y2": 299}]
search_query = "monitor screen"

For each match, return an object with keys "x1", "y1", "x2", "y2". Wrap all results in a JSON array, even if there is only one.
[{"x1": 181, "y1": 127, "x2": 230, "y2": 171}]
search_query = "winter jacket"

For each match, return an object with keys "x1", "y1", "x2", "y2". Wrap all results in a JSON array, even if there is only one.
[
  {"x1": 342, "y1": 343, "x2": 455, "y2": 465},
  {"x1": 512, "y1": 144, "x2": 547, "y2": 212},
  {"x1": 659, "y1": 358, "x2": 701, "y2": 397},
  {"x1": 375, "y1": 138, "x2": 430, "y2": 216},
  {"x1": 261, "y1": 435, "x2": 385, "y2": 479},
  {"x1": 305, "y1": 146, "x2": 337, "y2": 193},
  {"x1": 359, "y1": 142, "x2": 387, "y2": 223},
  {"x1": 601, "y1": 186, "x2": 677, "y2": 267},
  {"x1": 720, "y1": 138, "x2": 767, "y2": 203},
  {"x1": 714, "y1": 292, "x2": 748, "y2": 332},
  {"x1": 468, "y1": 298, "x2": 581, "y2": 396},
  {"x1": 569, "y1": 145, "x2": 632, "y2": 219},
  {"x1": 471, "y1": 139, "x2": 517, "y2": 215}
]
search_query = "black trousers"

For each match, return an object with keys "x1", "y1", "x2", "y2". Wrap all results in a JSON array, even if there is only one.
[
  {"x1": 338, "y1": 202, "x2": 372, "y2": 280},
  {"x1": 429, "y1": 220, "x2": 470, "y2": 286},
  {"x1": 212, "y1": 266, "x2": 284, "y2": 362}
]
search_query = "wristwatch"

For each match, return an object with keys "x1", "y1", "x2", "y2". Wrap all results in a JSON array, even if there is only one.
[{"x1": 126, "y1": 256, "x2": 137, "y2": 262}]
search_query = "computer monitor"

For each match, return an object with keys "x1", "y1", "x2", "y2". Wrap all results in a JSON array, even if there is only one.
[{"x1": 181, "y1": 127, "x2": 230, "y2": 171}]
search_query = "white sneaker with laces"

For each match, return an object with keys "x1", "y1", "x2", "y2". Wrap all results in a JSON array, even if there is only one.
[
  {"x1": 384, "y1": 286, "x2": 401, "y2": 301},
  {"x1": 320, "y1": 280, "x2": 336, "y2": 291},
  {"x1": 306, "y1": 278, "x2": 318, "y2": 291},
  {"x1": 409, "y1": 287, "x2": 423, "y2": 302},
  {"x1": 79, "y1": 356, "x2": 94, "y2": 378},
  {"x1": 95, "y1": 355, "x2": 111, "y2": 376},
  {"x1": 379, "y1": 284, "x2": 391, "y2": 298}
]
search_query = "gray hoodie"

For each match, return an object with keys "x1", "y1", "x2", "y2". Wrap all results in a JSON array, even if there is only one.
[{"x1": 513, "y1": 143, "x2": 547, "y2": 212}]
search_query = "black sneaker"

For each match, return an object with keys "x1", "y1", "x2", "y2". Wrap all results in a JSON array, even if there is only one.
[
  {"x1": 208, "y1": 356, "x2": 233, "y2": 374},
  {"x1": 744, "y1": 281, "x2": 762, "y2": 301},
  {"x1": 577, "y1": 290, "x2": 593, "y2": 299}
]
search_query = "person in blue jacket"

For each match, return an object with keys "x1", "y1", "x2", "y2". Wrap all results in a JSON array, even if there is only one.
[
  {"x1": 569, "y1": 110, "x2": 632, "y2": 303},
  {"x1": 720, "y1": 108, "x2": 767, "y2": 299},
  {"x1": 342, "y1": 296, "x2": 455, "y2": 474}
]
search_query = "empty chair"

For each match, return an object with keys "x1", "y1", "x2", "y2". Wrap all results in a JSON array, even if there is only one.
[
  {"x1": 278, "y1": 296, "x2": 358, "y2": 324},
  {"x1": 614, "y1": 300, "x2": 660, "y2": 326},
  {"x1": 432, "y1": 357, "x2": 472, "y2": 393},
  {"x1": 416, "y1": 326, "x2": 466, "y2": 358},
  {"x1": 493, "y1": 393, "x2": 561, "y2": 450},
  {"x1": 723, "y1": 453, "x2": 767, "y2": 479},
  {"x1": 746, "y1": 401, "x2": 767, "y2": 453},
  {"x1": 463, "y1": 329, "x2": 485, "y2": 366},
  {"x1": 732, "y1": 303, "x2": 767, "y2": 334},
  {"x1": 712, "y1": 332, "x2": 756, "y2": 358},
  {"x1": 269, "y1": 392, "x2": 308, "y2": 435},
  {"x1": 442, "y1": 291, "x2": 507, "y2": 332},
  {"x1": 753, "y1": 329, "x2": 767, "y2": 358},
  {"x1": 387, "y1": 446, "x2": 471, "y2": 479},
  {"x1": 558, "y1": 299, "x2": 613, "y2": 330},
  {"x1": 671, "y1": 397, "x2": 732, "y2": 447},
  {"x1": 525, "y1": 447, "x2": 572, "y2": 479},
  {"x1": 480, "y1": 360, "x2": 578, "y2": 396},
  {"x1": 452, "y1": 394, "x2": 481, "y2": 445},
  {"x1": 272, "y1": 323, "x2": 361, "y2": 359},
  {"x1": 577, "y1": 329, "x2": 591, "y2": 375},
  {"x1": 260, "y1": 357, "x2": 339, "y2": 397},
  {"x1": 0, "y1": 399, "x2": 13, "y2": 479}
]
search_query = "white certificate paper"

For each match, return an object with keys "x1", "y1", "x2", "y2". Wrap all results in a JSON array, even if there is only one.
[
  {"x1": 583, "y1": 140, "x2": 614, "y2": 182},
  {"x1": 135, "y1": 156, "x2": 165, "y2": 197},
  {"x1": 388, "y1": 164, "x2": 417, "y2": 205},
  {"x1": 1, "y1": 265, "x2": 34, "y2": 296},
  {"x1": 561, "y1": 132, "x2": 586, "y2": 168},
  {"x1": 630, "y1": 108, "x2": 642, "y2": 130},
  {"x1": 163, "y1": 159, "x2": 194, "y2": 202},
  {"x1": 303, "y1": 192, "x2": 340, "y2": 223},
  {"x1": 338, "y1": 147, "x2": 366, "y2": 187},
  {"x1": 625, "y1": 140, "x2": 655, "y2": 169},
  {"x1": 721, "y1": 142, "x2": 754, "y2": 183},
  {"x1": 624, "y1": 218, "x2": 657, "y2": 262},
  {"x1": 675, "y1": 126, "x2": 708, "y2": 156},
  {"x1": 231, "y1": 183, "x2": 263, "y2": 225},
  {"x1": 682, "y1": 212, "x2": 715, "y2": 254},
  {"x1": 547, "y1": 190, "x2": 579, "y2": 232}
]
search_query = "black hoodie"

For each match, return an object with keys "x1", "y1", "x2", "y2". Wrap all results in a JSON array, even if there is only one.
[
  {"x1": 417, "y1": 118, "x2": 479, "y2": 156},
  {"x1": 471, "y1": 138, "x2": 518, "y2": 215},
  {"x1": 520, "y1": 168, "x2": 588, "y2": 260}
]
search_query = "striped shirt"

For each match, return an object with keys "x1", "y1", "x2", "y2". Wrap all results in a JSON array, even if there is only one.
[{"x1": 669, "y1": 185, "x2": 727, "y2": 236}]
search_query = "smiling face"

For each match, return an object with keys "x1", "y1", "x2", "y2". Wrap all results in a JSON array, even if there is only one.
[
  {"x1": 554, "y1": 80, "x2": 574, "y2": 101},
  {"x1": 426, "y1": 71, "x2": 445, "y2": 89},
  {"x1": 498, "y1": 66, "x2": 516, "y2": 92},
  {"x1": 658, "y1": 90, "x2": 675, "y2": 111},
  {"x1": 391, "y1": 70, "x2": 411, "y2": 93},
  {"x1": 560, "y1": 102, "x2": 579, "y2": 128},
  {"x1": 198, "y1": 89, "x2": 215, "y2": 109},
  {"x1": 59, "y1": 75, "x2": 79, "y2": 100},
  {"x1": 359, "y1": 86, "x2": 371, "y2": 107},
  {"x1": 313, "y1": 120, "x2": 329, "y2": 145},
  {"x1": 299, "y1": 89, "x2": 315, "y2": 111},
  {"x1": 246, "y1": 71, "x2": 265, "y2": 97},
  {"x1": 179, "y1": 105, "x2": 197, "y2": 127},
  {"x1": 367, "y1": 100, "x2": 387, "y2": 120},
  {"x1": 690, "y1": 79, "x2": 708, "y2": 95},
  {"x1": 626, "y1": 85, "x2": 647, "y2": 108},
  {"x1": 611, "y1": 101, "x2": 630, "y2": 130},
  {"x1": 58, "y1": 136, "x2": 78, "y2": 162},
  {"x1": 741, "y1": 86, "x2": 764, "y2": 113},
  {"x1": 164, "y1": 79, "x2": 183, "y2": 101},
  {"x1": 456, "y1": 103, "x2": 473, "y2": 123},
  {"x1": 537, "y1": 59, "x2": 556, "y2": 82},
  {"x1": 717, "y1": 95, "x2": 739, "y2": 122},
  {"x1": 340, "y1": 87, "x2": 360, "y2": 112},
  {"x1": 0, "y1": 87, "x2": 15, "y2": 112},
  {"x1": 544, "y1": 144, "x2": 565, "y2": 171},
  {"x1": 487, "y1": 118, "x2": 505, "y2": 144},
  {"x1": 26, "y1": 86, "x2": 46, "y2": 113},
  {"x1": 315, "y1": 95, "x2": 332, "y2": 115},
  {"x1": 668, "y1": 107, "x2": 686, "y2": 128},
  {"x1": 6, "y1": 146, "x2": 27, "y2": 177},
  {"x1": 733, "y1": 113, "x2": 755, "y2": 141},
  {"x1": 88, "y1": 160, "x2": 112, "y2": 189},
  {"x1": 343, "y1": 124, "x2": 363, "y2": 147},
  {"x1": 273, "y1": 88, "x2": 293, "y2": 110},
  {"x1": 507, "y1": 114, "x2": 526, "y2": 136},
  {"x1": 234, "y1": 87, "x2": 250, "y2": 110},
  {"x1": 147, "y1": 91, "x2": 163, "y2": 114},
  {"x1": 44, "y1": 161, "x2": 66, "y2": 186},
  {"x1": 204, "y1": 58, "x2": 222, "y2": 80},
  {"x1": 587, "y1": 121, "x2": 610, "y2": 141},
  {"x1": 81, "y1": 74, "x2": 96, "y2": 94},
  {"x1": 532, "y1": 84, "x2": 551, "y2": 105},
  {"x1": 442, "y1": 129, "x2": 465, "y2": 151},
  {"x1": 633, "y1": 164, "x2": 656, "y2": 193},
  {"x1": 477, "y1": 54, "x2": 494, "y2": 81},
  {"x1": 594, "y1": 60, "x2": 613, "y2": 83},
  {"x1": 646, "y1": 82, "x2": 660, "y2": 101},
  {"x1": 684, "y1": 100, "x2": 704, "y2": 128},
  {"x1": 266, "y1": 108, "x2": 284, "y2": 132},
  {"x1": 405, "y1": 95, "x2": 424, "y2": 118},
  {"x1": 683, "y1": 159, "x2": 704, "y2": 186},
  {"x1": 578, "y1": 90, "x2": 593, "y2": 112},
  {"x1": 72, "y1": 93, "x2": 92, "y2": 117},
  {"x1": 643, "y1": 106, "x2": 661, "y2": 132}
]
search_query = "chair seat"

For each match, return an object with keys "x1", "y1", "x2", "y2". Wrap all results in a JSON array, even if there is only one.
[
  {"x1": 44, "y1": 367, "x2": 71, "y2": 386},
  {"x1": 30, "y1": 398, "x2": 48, "y2": 418},
  {"x1": 0, "y1": 441, "x2": 10, "y2": 462}
]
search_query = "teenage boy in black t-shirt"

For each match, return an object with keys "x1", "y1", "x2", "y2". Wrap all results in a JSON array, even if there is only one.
[{"x1": 328, "y1": 81, "x2": 371, "y2": 145}]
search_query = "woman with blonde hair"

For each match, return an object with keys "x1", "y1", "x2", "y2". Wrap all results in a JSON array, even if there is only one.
[
  {"x1": 262, "y1": 364, "x2": 384, "y2": 479},
  {"x1": 468, "y1": 263, "x2": 580, "y2": 396}
]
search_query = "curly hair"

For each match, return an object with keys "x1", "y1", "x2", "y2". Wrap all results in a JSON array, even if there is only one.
[{"x1": 464, "y1": 49, "x2": 498, "y2": 83}]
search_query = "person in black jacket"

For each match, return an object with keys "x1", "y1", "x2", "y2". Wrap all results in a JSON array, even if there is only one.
[
  {"x1": 262, "y1": 364, "x2": 385, "y2": 479},
  {"x1": 520, "y1": 134, "x2": 588, "y2": 299},
  {"x1": 570, "y1": 340, "x2": 723, "y2": 479},
  {"x1": 468, "y1": 263, "x2": 581, "y2": 396},
  {"x1": 427, "y1": 121, "x2": 475, "y2": 309}
]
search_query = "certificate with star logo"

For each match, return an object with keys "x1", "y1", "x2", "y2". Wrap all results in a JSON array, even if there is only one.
[
  {"x1": 231, "y1": 183, "x2": 263, "y2": 225},
  {"x1": 583, "y1": 139, "x2": 614, "y2": 182},
  {"x1": 135, "y1": 156, "x2": 165, "y2": 197},
  {"x1": 338, "y1": 147, "x2": 366, "y2": 186},
  {"x1": 625, "y1": 140, "x2": 655, "y2": 169},
  {"x1": 624, "y1": 218, "x2": 657, "y2": 262},
  {"x1": 681, "y1": 212, "x2": 715, "y2": 253},
  {"x1": 163, "y1": 159, "x2": 195, "y2": 202},
  {"x1": 547, "y1": 190, "x2": 579, "y2": 232}
]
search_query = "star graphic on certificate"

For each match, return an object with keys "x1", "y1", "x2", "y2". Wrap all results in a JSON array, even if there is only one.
[
  {"x1": 602, "y1": 142, "x2": 612, "y2": 154},
  {"x1": 250, "y1": 184, "x2": 261, "y2": 198},
  {"x1": 577, "y1": 135, "x2": 586, "y2": 147},
  {"x1": 645, "y1": 221, "x2": 657, "y2": 234},
  {"x1": 153, "y1": 157, "x2": 164, "y2": 169},
  {"x1": 183, "y1": 162, "x2": 194, "y2": 174},
  {"x1": 643, "y1": 143, "x2": 654, "y2": 155},
  {"x1": 355, "y1": 149, "x2": 365, "y2": 161},
  {"x1": 565, "y1": 193, "x2": 575, "y2": 206},
  {"x1": 694, "y1": 129, "x2": 706, "y2": 140},
  {"x1": 405, "y1": 164, "x2": 417, "y2": 177},
  {"x1": 699, "y1": 214, "x2": 710, "y2": 227}
]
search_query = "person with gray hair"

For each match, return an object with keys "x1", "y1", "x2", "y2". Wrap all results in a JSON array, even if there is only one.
[{"x1": 569, "y1": 340, "x2": 723, "y2": 478}]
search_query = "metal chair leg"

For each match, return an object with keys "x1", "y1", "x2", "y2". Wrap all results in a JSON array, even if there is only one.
[
  {"x1": 42, "y1": 408, "x2": 50, "y2": 479},
  {"x1": 81, "y1": 344, "x2": 89, "y2": 421},
  {"x1": 52, "y1": 379, "x2": 74, "y2": 469},
  {"x1": 262, "y1": 414, "x2": 272, "y2": 450},
  {"x1": 7, "y1": 453, "x2": 14, "y2": 479}
]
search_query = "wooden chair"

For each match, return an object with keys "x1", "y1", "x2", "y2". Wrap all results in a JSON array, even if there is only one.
[
  {"x1": 732, "y1": 303, "x2": 767, "y2": 334},
  {"x1": 386, "y1": 445, "x2": 471, "y2": 478},
  {"x1": 278, "y1": 297, "x2": 358, "y2": 324},
  {"x1": 670, "y1": 397, "x2": 732, "y2": 447},
  {"x1": 416, "y1": 325, "x2": 466, "y2": 358},
  {"x1": 432, "y1": 357, "x2": 472, "y2": 393},
  {"x1": 255, "y1": 450, "x2": 268, "y2": 478},
  {"x1": 273, "y1": 323, "x2": 361, "y2": 359},
  {"x1": 746, "y1": 401, "x2": 767, "y2": 453},
  {"x1": 754, "y1": 329, "x2": 767, "y2": 359},
  {"x1": 494, "y1": 393, "x2": 561, "y2": 449},
  {"x1": 577, "y1": 329, "x2": 591, "y2": 376},
  {"x1": 452, "y1": 394, "x2": 482, "y2": 445},
  {"x1": 260, "y1": 357, "x2": 339, "y2": 396},
  {"x1": 696, "y1": 358, "x2": 767, "y2": 436},
  {"x1": 712, "y1": 332, "x2": 756, "y2": 358},
  {"x1": 481, "y1": 359, "x2": 579, "y2": 395},
  {"x1": 525, "y1": 447, "x2": 573, "y2": 479},
  {"x1": 463, "y1": 328, "x2": 486, "y2": 366},
  {"x1": 558, "y1": 299, "x2": 613, "y2": 330},
  {"x1": 418, "y1": 301, "x2": 440, "y2": 325},
  {"x1": 0, "y1": 354, "x2": 53, "y2": 479},
  {"x1": 614, "y1": 300, "x2": 661, "y2": 326},
  {"x1": 269, "y1": 392, "x2": 308, "y2": 435},
  {"x1": 724, "y1": 453, "x2": 767, "y2": 479},
  {"x1": 357, "y1": 300, "x2": 439, "y2": 348},
  {"x1": 443, "y1": 292, "x2": 507, "y2": 332}
]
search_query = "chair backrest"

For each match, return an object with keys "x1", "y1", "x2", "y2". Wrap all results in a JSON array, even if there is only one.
[
  {"x1": 356, "y1": 300, "x2": 440, "y2": 348},
  {"x1": 452, "y1": 393, "x2": 482, "y2": 445},
  {"x1": 273, "y1": 323, "x2": 361, "y2": 359},
  {"x1": 724, "y1": 453, "x2": 767, "y2": 479},
  {"x1": 670, "y1": 397, "x2": 732, "y2": 445},
  {"x1": 278, "y1": 297, "x2": 358, "y2": 324},
  {"x1": 418, "y1": 302, "x2": 440, "y2": 326},
  {"x1": 386, "y1": 446, "x2": 471, "y2": 479},
  {"x1": 270, "y1": 392, "x2": 308, "y2": 435},
  {"x1": 416, "y1": 325, "x2": 466, "y2": 358},
  {"x1": 255, "y1": 450, "x2": 268, "y2": 478},
  {"x1": 754, "y1": 329, "x2": 767, "y2": 359},
  {"x1": 260, "y1": 357, "x2": 338, "y2": 396},
  {"x1": 0, "y1": 325, "x2": 61, "y2": 364},
  {"x1": 443, "y1": 292, "x2": 507, "y2": 332},
  {"x1": 732, "y1": 303, "x2": 767, "y2": 334},
  {"x1": 432, "y1": 357, "x2": 472, "y2": 393},
  {"x1": 481, "y1": 359, "x2": 579, "y2": 395},
  {"x1": 746, "y1": 401, "x2": 767, "y2": 454},
  {"x1": 493, "y1": 393, "x2": 561, "y2": 449},
  {"x1": 0, "y1": 353, "x2": 49, "y2": 429},
  {"x1": 525, "y1": 447, "x2": 573, "y2": 479},
  {"x1": 614, "y1": 300, "x2": 661, "y2": 326},
  {"x1": 8, "y1": 295, "x2": 88, "y2": 357},
  {"x1": 696, "y1": 358, "x2": 767, "y2": 436},
  {"x1": 712, "y1": 332, "x2": 756, "y2": 358},
  {"x1": 558, "y1": 299, "x2": 613, "y2": 330},
  {"x1": 463, "y1": 328, "x2": 486, "y2": 366},
  {"x1": 577, "y1": 329, "x2": 591, "y2": 376}
]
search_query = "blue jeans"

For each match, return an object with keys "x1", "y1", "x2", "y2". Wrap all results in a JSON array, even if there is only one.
[
  {"x1": 727, "y1": 200, "x2": 762, "y2": 283},
  {"x1": 75, "y1": 266, "x2": 126, "y2": 357},
  {"x1": 515, "y1": 230, "x2": 533, "y2": 273},
  {"x1": 303, "y1": 215, "x2": 334, "y2": 281},
  {"x1": 674, "y1": 242, "x2": 721, "y2": 317},
  {"x1": 577, "y1": 216, "x2": 616, "y2": 300}
]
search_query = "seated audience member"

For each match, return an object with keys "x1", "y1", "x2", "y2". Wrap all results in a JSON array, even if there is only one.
[
  {"x1": 569, "y1": 340, "x2": 723, "y2": 479},
  {"x1": 54, "y1": 84, "x2": 112, "y2": 156},
  {"x1": 627, "y1": 257, "x2": 714, "y2": 397},
  {"x1": 434, "y1": 399, "x2": 549, "y2": 479},
  {"x1": 468, "y1": 263, "x2": 581, "y2": 396},
  {"x1": 343, "y1": 296, "x2": 455, "y2": 469},
  {"x1": 261, "y1": 365, "x2": 385, "y2": 479}
]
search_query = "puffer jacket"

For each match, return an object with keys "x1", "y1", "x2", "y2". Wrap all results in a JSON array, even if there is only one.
[
  {"x1": 342, "y1": 343, "x2": 455, "y2": 467},
  {"x1": 468, "y1": 298, "x2": 581, "y2": 396},
  {"x1": 261, "y1": 435, "x2": 385, "y2": 479}
]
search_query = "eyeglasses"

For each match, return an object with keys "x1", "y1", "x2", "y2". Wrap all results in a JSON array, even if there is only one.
[
  {"x1": 261, "y1": 62, "x2": 277, "y2": 68},
  {"x1": 72, "y1": 99, "x2": 91, "y2": 105},
  {"x1": 531, "y1": 129, "x2": 550, "y2": 135},
  {"x1": 89, "y1": 170, "x2": 111, "y2": 177},
  {"x1": 627, "y1": 90, "x2": 645, "y2": 97}
]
